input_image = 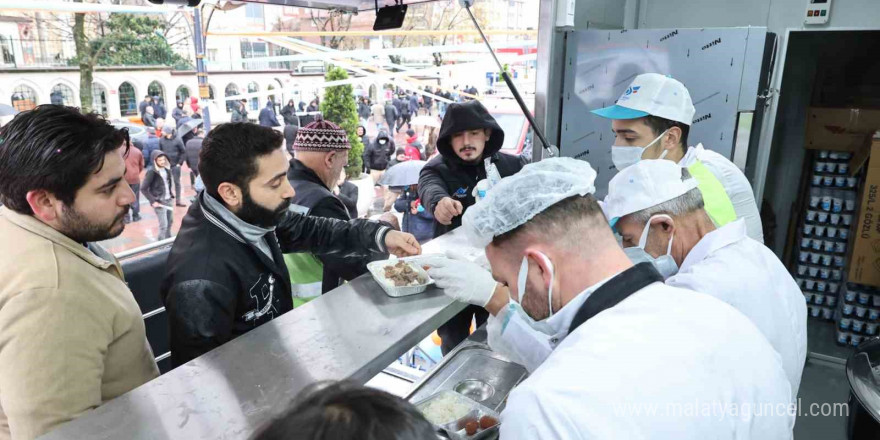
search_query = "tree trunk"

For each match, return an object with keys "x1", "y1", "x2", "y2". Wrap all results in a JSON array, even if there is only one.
[{"x1": 73, "y1": 9, "x2": 93, "y2": 113}]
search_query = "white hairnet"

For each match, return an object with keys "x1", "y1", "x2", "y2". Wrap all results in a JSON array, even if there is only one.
[{"x1": 462, "y1": 157, "x2": 597, "y2": 248}]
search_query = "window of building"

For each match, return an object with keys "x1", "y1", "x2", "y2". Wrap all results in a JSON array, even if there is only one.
[
  {"x1": 207, "y1": 84, "x2": 216, "y2": 100},
  {"x1": 50, "y1": 83, "x2": 75, "y2": 106},
  {"x1": 270, "y1": 46, "x2": 292, "y2": 70},
  {"x1": 252, "y1": 42, "x2": 267, "y2": 57},
  {"x1": 245, "y1": 4, "x2": 264, "y2": 22},
  {"x1": 240, "y1": 41, "x2": 268, "y2": 59},
  {"x1": 247, "y1": 82, "x2": 259, "y2": 111},
  {"x1": 148, "y1": 81, "x2": 165, "y2": 101},
  {"x1": 118, "y1": 82, "x2": 137, "y2": 116},
  {"x1": 225, "y1": 83, "x2": 239, "y2": 113},
  {"x1": 92, "y1": 82, "x2": 108, "y2": 116},
  {"x1": 11, "y1": 84, "x2": 37, "y2": 112},
  {"x1": 267, "y1": 84, "x2": 276, "y2": 106},
  {"x1": 176, "y1": 85, "x2": 190, "y2": 103},
  {"x1": 0, "y1": 36, "x2": 14, "y2": 66},
  {"x1": 207, "y1": 48, "x2": 218, "y2": 62}
]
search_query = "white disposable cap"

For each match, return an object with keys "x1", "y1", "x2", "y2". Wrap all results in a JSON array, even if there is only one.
[
  {"x1": 463, "y1": 157, "x2": 597, "y2": 248},
  {"x1": 603, "y1": 159, "x2": 699, "y2": 227}
]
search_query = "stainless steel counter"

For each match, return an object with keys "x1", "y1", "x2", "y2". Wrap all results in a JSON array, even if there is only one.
[{"x1": 39, "y1": 229, "x2": 479, "y2": 440}]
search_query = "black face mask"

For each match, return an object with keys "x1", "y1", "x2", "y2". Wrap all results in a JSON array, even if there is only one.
[{"x1": 236, "y1": 188, "x2": 291, "y2": 228}]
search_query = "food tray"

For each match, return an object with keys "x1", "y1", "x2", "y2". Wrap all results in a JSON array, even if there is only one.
[
  {"x1": 414, "y1": 390, "x2": 501, "y2": 440},
  {"x1": 367, "y1": 258, "x2": 434, "y2": 297},
  {"x1": 407, "y1": 344, "x2": 528, "y2": 412}
]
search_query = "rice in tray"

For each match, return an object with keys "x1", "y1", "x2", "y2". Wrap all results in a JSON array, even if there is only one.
[{"x1": 418, "y1": 392, "x2": 473, "y2": 425}]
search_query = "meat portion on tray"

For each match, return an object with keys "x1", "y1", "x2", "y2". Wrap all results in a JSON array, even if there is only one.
[{"x1": 383, "y1": 261, "x2": 428, "y2": 287}]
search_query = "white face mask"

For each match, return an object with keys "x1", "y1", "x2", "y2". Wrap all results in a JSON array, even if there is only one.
[
  {"x1": 611, "y1": 128, "x2": 670, "y2": 170},
  {"x1": 631, "y1": 214, "x2": 679, "y2": 279},
  {"x1": 516, "y1": 253, "x2": 556, "y2": 320}
]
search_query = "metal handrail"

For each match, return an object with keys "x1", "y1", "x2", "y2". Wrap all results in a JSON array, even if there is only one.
[
  {"x1": 142, "y1": 307, "x2": 166, "y2": 320},
  {"x1": 115, "y1": 237, "x2": 176, "y2": 261}
]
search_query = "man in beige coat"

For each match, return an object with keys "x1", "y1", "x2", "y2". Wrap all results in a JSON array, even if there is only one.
[{"x1": 0, "y1": 105, "x2": 159, "y2": 440}]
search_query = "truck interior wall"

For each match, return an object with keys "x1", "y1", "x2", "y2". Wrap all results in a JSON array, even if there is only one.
[{"x1": 760, "y1": 32, "x2": 820, "y2": 255}]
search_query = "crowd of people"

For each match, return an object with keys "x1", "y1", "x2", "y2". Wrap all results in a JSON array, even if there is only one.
[
  {"x1": 357, "y1": 84, "x2": 478, "y2": 135},
  {"x1": 0, "y1": 72, "x2": 808, "y2": 440},
  {"x1": 121, "y1": 96, "x2": 207, "y2": 241}
]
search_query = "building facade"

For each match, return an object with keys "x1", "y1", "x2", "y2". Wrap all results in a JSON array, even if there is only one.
[{"x1": 0, "y1": 0, "x2": 538, "y2": 121}]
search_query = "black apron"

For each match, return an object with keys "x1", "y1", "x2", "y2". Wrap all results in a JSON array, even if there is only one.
[{"x1": 568, "y1": 262, "x2": 663, "y2": 335}]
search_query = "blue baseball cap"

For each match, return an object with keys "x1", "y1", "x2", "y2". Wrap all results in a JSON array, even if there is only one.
[{"x1": 590, "y1": 104, "x2": 649, "y2": 120}]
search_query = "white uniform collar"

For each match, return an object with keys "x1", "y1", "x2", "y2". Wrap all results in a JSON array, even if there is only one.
[
  {"x1": 678, "y1": 143, "x2": 705, "y2": 167},
  {"x1": 542, "y1": 273, "x2": 619, "y2": 348},
  {"x1": 679, "y1": 218, "x2": 747, "y2": 273}
]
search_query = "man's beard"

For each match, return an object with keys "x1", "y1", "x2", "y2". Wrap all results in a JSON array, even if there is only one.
[
  {"x1": 237, "y1": 190, "x2": 291, "y2": 228},
  {"x1": 59, "y1": 203, "x2": 128, "y2": 243}
]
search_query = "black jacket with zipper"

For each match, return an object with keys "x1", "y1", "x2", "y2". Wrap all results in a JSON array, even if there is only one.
[
  {"x1": 366, "y1": 132, "x2": 395, "y2": 171},
  {"x1": 141, "y1": 151, "x2": 177, "y2": 205},
  {"x1": 159, "y1": 136, "x2": 186, "y2": 166},
  {"x1": 338, "y1": 180, "x2": 359, "y2": 220},
  {"x1": 418, "y1": 101, "x2": 529, "y2": 237},
  {"x1": 160, "y1": 192, "x2": 390, "y2": 367},
  {"x1": 280, "y1": 104, "x2": 298, "y2": 125},
  {"x1": 287, "y1": 159, "x2": 387, "y2": 293}
]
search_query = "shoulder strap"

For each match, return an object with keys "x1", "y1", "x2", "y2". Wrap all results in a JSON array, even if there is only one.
[{"x1": 568, "y1": 262, "x2": 663, "y2": 334}]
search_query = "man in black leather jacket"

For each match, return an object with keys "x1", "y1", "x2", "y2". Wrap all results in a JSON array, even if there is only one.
[{"x1": 160, "y1": 123, "x2": 421, "y2": 367}]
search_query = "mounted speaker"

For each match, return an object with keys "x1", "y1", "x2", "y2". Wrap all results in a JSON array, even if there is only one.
[{"x1": 373, "y1": 4, "x2": 408, "y2": 31}]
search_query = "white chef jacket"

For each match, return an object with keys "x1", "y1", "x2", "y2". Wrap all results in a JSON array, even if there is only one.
[
  {"x1": 680, "y1": 144, "x2": 764, "y2": 243},
  {"x1": 500, "y1": 281, "x2": 794, "y2": 440},
  {"x1": 665, "y1": 219, "x2": 807, "y2": 398},
  {"x1": 486, "y1": 276, "x2": 611, "y2": 373}
]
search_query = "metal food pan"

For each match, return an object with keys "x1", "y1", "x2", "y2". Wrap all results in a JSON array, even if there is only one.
[{"x1": 408, "y1": 342, "x2": 528, "y2": 413}]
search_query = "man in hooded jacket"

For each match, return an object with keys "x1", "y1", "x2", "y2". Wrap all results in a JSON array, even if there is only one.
[
  {"x1": 280, "y1": 99, "x2": 299, "y2": 126},
  {"x1": 418, "y1": 100, "x2": 528, "y2": 354},
  {"x1": 365, "y1": 130, "x2": 395, "y2": 183}
]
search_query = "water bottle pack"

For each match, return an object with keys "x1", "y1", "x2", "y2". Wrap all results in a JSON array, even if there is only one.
[
  {"x1": 835, "y1": 283, "x2": 880, "y2": 346},
  {"x1": 798, "y1": 150, "x2": 861, "y2": 327}
]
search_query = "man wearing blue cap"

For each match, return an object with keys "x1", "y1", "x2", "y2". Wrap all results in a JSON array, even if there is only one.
[{"x1": 592, "y1": 73, "x2": 763, "y2": 243}]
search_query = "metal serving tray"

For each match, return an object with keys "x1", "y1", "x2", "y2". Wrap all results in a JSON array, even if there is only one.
[{"x1": 408, "y1": 342, "x2": 529, "y2": 413}]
